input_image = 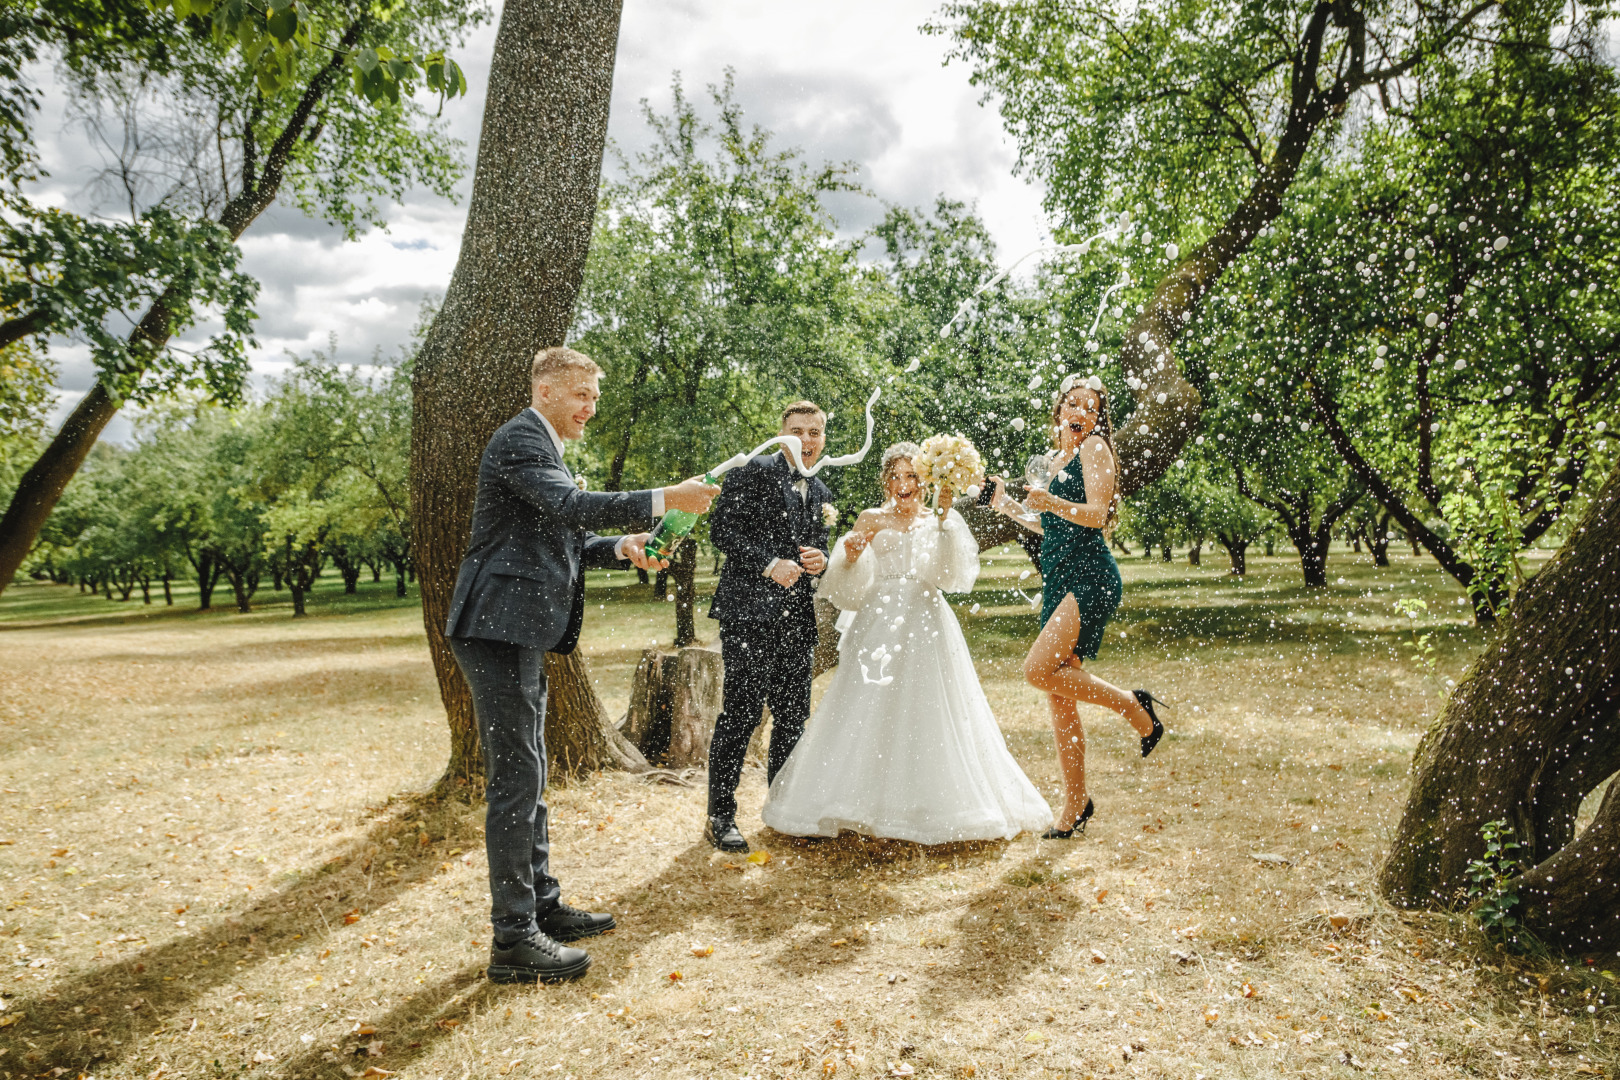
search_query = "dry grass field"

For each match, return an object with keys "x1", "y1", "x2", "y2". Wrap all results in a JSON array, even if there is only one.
[{"x1": 1, "y1": 548, "x2": 1614, "y2": 1080}]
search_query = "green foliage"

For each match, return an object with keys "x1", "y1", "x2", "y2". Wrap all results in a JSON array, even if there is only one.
[
  {"x1": 1465, "y1": 818, "x2": 1525, "y2": 942},
  {"x1": 1393, "y1": 597, "x2": 1438, "y2": 673},
  {"x1": 30, "y1": 334, "x2": 416, "y2": 611},
  {"x1": 145, "y1": 0, "x2": 468, "y2": 106},
  {"x1": 575, "y1": 73, "x2": 881, "y2": 504},
  {"x1": 1, "y1": 207, "x2": 257, "y2": 405}
]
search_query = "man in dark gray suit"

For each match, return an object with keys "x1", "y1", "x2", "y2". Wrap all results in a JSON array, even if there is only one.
[{"x1": 446, "y1": 346, "x2": 717, "y2": 984}]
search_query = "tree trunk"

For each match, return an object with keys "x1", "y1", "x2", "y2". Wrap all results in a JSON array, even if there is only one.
[
  {"x1": 1380, "y1": 459, "x2": 1620, "y2": 953},
  {"x1": 161, "y1": 570, "x2": 172, "y2": 606},
  {"x1": 1370, "y1": 513, "x2": 1392, "y2": 567},
  {"x1": 409, "y1": 0, "x2": 625, "y2": 793},
  {"x1": 543, "y1": 650, "x2": 648, "y2": 778},
  {"x1": 653, "y1": 568, "x2": 668, "y2": 599},
  {"x1": 194, "y1": 551, "x2": 219, "y2": 610},
  {"x1": 1218, "y1": 535, "x2": 1248, "y2": 576},
  {"x1": 1292, "y1": 523, "x2": 1329, "y2": 588},
  {"x1": 1188, "y1": 542, "x2": 1201, "y2": 567},
  {"x1": 1160, "y1": 545, "x2": 1171, "y2": 562},
  {"x1": 672, "y1": 537, "x2": 698, "y2": 648}
]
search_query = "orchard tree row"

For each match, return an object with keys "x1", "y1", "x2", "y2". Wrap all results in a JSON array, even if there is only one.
[{"x1": 22, "y1": 346, "x2": 411, "y2": 617}]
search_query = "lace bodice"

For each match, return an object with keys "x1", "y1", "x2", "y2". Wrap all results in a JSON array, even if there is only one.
[{"x1": 819, "y1": 509, "x2": 980, "y2": 613}]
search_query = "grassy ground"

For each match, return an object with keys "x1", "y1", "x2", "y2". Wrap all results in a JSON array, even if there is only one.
[{"x1": 1, "y1": 548, "x2": 1614, "y2": 1080}]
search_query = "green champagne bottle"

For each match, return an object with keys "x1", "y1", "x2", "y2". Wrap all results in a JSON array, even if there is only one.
[{"x1": 645, "y1": 472, "x2": 720, "y2": 561}]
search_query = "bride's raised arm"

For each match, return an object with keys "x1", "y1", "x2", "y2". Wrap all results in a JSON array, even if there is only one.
[{"x1": 819, "y1": 526, "x2": 878, "y2": 612}]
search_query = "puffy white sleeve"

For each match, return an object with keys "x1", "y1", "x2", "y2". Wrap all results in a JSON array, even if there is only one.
[
  {"x1": 817, "y1": 532, "x2": 876, "y2": 612},
  {"x1": 921, "y1": 509, "x2": 980, "y2": 593}
]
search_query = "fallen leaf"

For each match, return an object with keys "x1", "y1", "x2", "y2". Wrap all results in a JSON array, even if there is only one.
[
  {"x1": 889, "y1": 1065, "x2": 915, "y2": 1078},
  {"x1": 1242, "y1": 983, "x2": 1260, "y2": 999},
  {"x1": 1095, "y1": 889, "x2": 1109, "y2": 903},
  {"x1": 746, "y1": 850, "x2": 771, "y2": 866},
  {"x1": 252, "y1": 1051, "x2": 275, "y2": 1064},
  {"x1": 0, "y1": 1014, "x2": 22, "y2": 1028},
  {"x1": 690, "y1": 945, "x2": 714, "y2": 957},
  {"x1": 1090, "y1": 949, "x2": 1107, "y2": 964},
  {"x1": 1023, "y1": 1031, "x2": 1045, "y2": 1043},
  {"x1": 668, "y1": 971, "x2": 683, "y2": 981},
  {"x1": 434, "y1": 1019, "x2": 461, "y2": 1030},
  {"x1": 361, "y1": 1070, "x2": 397, "y2": 1079},
  {"x1": 1203, "y1": 1008, "x2": 1219, "y2": 1026},
  {"x1": 343, "y1": 910, "x2": 362, "y2": 925},
  {"x1": 1328, "y1": 914, "x2": 1351, "y2": 931}
]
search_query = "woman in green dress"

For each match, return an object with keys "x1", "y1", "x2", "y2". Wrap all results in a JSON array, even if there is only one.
[{"x1": 990, "y1": 375, "x2": 1166, "y2": 838}]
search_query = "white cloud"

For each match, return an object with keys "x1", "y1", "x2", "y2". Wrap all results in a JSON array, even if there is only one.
[{"x1": 35, "y1": 0, "x2": 1048, "y2": 443}]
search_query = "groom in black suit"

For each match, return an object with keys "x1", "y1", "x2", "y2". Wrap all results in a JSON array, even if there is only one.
[
  {"x1": 446, "y1": 346, "x2": 717, "y2": 983},
  {"x1": 704, "y1": 401, "x2": 833, "y2": 852}
]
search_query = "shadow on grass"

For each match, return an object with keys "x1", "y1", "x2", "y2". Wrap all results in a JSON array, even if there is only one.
[{"x1": 8, "y1": 793, "x2": 479, "y2": 1078}]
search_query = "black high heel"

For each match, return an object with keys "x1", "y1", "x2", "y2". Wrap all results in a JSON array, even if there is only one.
[
  {"x1": 1041, "y1": 797, "x2": 1094, "y2": 839},
  {"x1": 1135, "y1": 690, "x2": 1166, "y2": 758}
]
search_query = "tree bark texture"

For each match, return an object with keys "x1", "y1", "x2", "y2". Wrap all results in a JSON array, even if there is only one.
[
  {"x1": 1380, "y1": 459, "x2": 1620, "y2": 953},
  {"x1": 538, "y1": 651, "x2": 647, "y2": 778},
  {"x1": 410, "y1": 0, "x2": 625, "y2": 791},
  {"x1": 623, "y1": 645, "x2": 722, "y2": 769}
]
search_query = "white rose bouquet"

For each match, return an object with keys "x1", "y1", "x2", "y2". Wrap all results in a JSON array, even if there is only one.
[{"x1": 913, "y1": 433, "x2": 984, "y2": 510}]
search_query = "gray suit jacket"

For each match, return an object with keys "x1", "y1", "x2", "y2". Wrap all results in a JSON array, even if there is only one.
[{"x1": 446, "y1": 409, "x2": 655, "y2": 652}]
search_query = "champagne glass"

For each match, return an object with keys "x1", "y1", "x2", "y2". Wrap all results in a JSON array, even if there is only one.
[{"x1": 1019, "y1": 453, "x2": 1052, "y2": 524}]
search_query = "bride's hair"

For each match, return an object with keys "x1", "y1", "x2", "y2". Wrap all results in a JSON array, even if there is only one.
[
  {"x1": 880, "y1": 442, "x2": 921, "y2": 493},
  {"x1": 1049, "y1": 378, "x2": 1121, "y2": 531}
]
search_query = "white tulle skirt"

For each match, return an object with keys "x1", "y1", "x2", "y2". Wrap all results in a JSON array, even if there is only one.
[{"x1": 762, "y1": 578, "x2": 1052, "y2": 844}]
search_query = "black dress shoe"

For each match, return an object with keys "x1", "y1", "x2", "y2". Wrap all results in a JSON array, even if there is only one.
[
  {"x1": 1135, "y1": 690, "x2": 1166, "y2": 758},
  {"x1": 487, "y1": 930, "x2": 591, "y2": 984},
  {"x1": 538, "y1": 901, "x2": 615, "y2": 943},
  {"x1": 705, "y1": 816, "x2": 749, "y2": 853},
  {"x1": 1041, "y1": 797, "x2": 1095, "y2": 839}
]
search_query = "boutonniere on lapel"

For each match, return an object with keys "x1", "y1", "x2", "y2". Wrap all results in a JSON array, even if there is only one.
[
  {"x1": 574, "y1": 475, "x2": 589, "y2": 491},
  {"x1": 822, "y1": 503, "x2": 839, "y2": 529}
]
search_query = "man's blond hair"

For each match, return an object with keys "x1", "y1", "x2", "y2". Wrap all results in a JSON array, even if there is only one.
[
  {"x1": 532, "y1": 346, "x2": 603, "y2": 384},
  {"x1": 779, "y1": 400, "x2": 825, "y2": 427}
]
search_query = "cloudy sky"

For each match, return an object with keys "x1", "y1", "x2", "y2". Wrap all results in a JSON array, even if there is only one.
[{"x1": 32, "y1": 1, "x2": 1053, "y2": 444}]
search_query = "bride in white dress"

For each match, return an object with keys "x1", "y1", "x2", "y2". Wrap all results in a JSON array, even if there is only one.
[{"x1": 762, "y1": 443, "x2": 1052, "y2": 844}]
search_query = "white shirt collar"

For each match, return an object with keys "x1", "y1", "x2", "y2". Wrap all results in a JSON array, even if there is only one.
[{"x1": 529, "y1": 406, "x2": 565, "y2": 459}]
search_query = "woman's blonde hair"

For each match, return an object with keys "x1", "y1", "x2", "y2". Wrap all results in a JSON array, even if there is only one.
[
  {"x1": 880, "y1": 441, "x2": 921, "y2": 494},
  {"x1": 1049, "y1": 376, "x2": 1121, "y2": 531}
]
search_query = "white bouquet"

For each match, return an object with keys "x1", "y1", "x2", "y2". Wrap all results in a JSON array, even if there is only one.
[{"x1": 913, "y1": 433, "x2": 984, "y2": 507}]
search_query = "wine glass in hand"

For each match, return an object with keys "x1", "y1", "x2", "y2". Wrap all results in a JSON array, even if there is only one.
[{"x1": 1019, "y1": 453, "x2": 1053, "y2": 524}]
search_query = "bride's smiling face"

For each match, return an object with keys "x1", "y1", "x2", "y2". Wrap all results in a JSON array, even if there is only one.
[{"x1": 886, "y1": 459, "x2": 922, "y2": 508}]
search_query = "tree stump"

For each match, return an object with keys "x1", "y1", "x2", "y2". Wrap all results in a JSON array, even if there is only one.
[{"x1": 623, "y1": 645, "x2": 724, "y2": 768}]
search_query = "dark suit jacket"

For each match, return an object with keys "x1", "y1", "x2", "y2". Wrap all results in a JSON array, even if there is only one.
[
  {"x1": 707, "y1": 451, "x2": 831, "y2": 633},
  {"x1": 446, "y1": 409, "x2": 655, "y2": 653}
]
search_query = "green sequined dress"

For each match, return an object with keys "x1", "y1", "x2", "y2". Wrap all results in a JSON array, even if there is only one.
[{"x1": 1038, "y1": 457, "x2": 1123, "y2": 661}]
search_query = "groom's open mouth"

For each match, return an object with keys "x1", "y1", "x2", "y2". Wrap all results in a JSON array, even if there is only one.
[{"x1": 1068, "y1": 421, "x2": 1086, "y2": 434}]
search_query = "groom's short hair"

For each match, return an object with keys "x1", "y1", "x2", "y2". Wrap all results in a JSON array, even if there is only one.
[
  {"x1": 532, "y1": 346, "x2": 602, "y2": 384},
  {"x1": 780, "y1": 400, "x2": 824, "y2": 426}
]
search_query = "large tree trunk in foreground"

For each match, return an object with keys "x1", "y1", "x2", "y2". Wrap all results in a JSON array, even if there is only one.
[
  {"x1": 1380, "y1": 459, "x2": 1620, "y2": 953},
  {"x1": 411, "y1": 0, "x2": 627, "y2": 790}
]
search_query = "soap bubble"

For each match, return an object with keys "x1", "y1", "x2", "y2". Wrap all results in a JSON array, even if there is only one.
[
  {"x1": 1425, "y1": 312, "x2": 1440, "y2": 327},
  {"x1": 1493, "y1": 236, "x2": 1508, "y2": 250},
  {"x1": 1376, "y1": 344, "x2": 1389, "y2": 357},
  {"x1": 1010, "y1": 417, "x2": 1026, "y2": 432},
  {"x1": 1404, "y1": 247, "x2": 1416, "y2": 260},
  {"x1": 1164, "y1": 242, "x2": 1180, "y2": 261}
]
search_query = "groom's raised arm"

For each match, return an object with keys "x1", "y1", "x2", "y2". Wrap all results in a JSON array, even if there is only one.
[{"x1": 492, "y1": 424, "x2": 655, "y2": 534}]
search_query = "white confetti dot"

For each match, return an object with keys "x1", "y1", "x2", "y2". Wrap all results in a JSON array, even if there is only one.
[
  {"x1": 1404, "y1": 247, "x2": 1416, "y2": 260},
  {"x1": 1425, "y1": 312, "x2": 1440, "y2": 327},
  {"x1": 1493, "y1": 236, "x2": 1508, "y2": 251}
]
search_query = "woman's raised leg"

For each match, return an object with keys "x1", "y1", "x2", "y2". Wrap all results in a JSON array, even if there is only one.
[{"x1": 1023, "y1": 593, "x2": 1153, "y2": 737}]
